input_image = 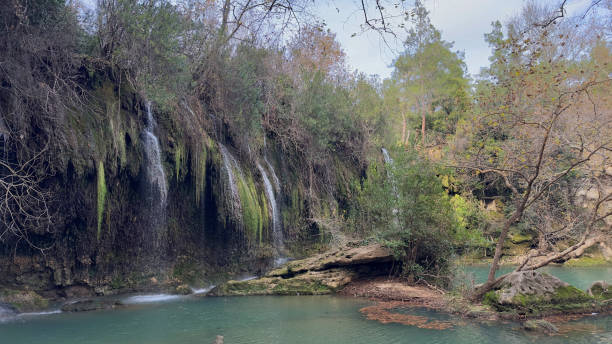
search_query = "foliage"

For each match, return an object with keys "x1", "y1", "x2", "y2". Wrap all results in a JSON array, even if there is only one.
[
  {"x1": 450, "y1": 194, "x2": 490, "y2": 252},
  {"x1": 388, "y1": 0, "x2": 469, "y2": 146},
  {"x1": 96, "y1": 0, "x2": 190, "y2": 107},
  {"x1": 456, "y1": 2, "x2": 612, "y2": 295},
  {"x1": 348, "y1": 148, "x2": 458, "y2": 284}
]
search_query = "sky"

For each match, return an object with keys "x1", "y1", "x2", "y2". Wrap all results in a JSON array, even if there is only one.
[
  {"x1": 316, "y1": 0, "x2": 593, "y2": 80},
  {"x1": 80, "y1": 0, "x2": 593, "y2": 80}
]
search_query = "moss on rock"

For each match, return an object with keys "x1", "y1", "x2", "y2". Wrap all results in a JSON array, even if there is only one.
[
  {"x1": 588, "y1": 281, "x2": 611, "y2": 300},
  {"x1": 483, "y1": 271, "x2": 596, "y2": 316},
  {"x1": 0, "y1": 289, "x2": 49, "y2": 312},
  {"x1": 96, "y1": 160, "x2": 107, "y2": 240}
]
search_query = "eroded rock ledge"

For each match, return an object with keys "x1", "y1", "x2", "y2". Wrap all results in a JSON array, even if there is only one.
[{"x1": 210, "y1": 243, "x2": 395, "y2": 296}]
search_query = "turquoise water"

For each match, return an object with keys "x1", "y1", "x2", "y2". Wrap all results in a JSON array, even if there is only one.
[
  {"x1": 458, "y1": 265, "x2": 612, "y2": 290},
  {"x1": 1, "y1": 295, "x2": 610, "y2": 344},
  {"x1": 0, "y1": 266, "x2": 610, "y2": 344}
]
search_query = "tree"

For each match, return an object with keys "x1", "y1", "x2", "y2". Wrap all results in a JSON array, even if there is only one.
[
  {"x1": 96, "y1": 0, "x2": 190, "y2": 104},
  {"x1": 390, "y1": 1, "x2": 468, "y2": 147},
  {"x1": 0, "y1": 0, "x2": 81, "y2": 247},
  {"x1": 457, "y1": 2, "x2": 612, "y2": 298},
  {"x1": 288, "y1": 26, "x2": 346, "y2": 81},
  {"x1": 349, "y1": 148, "x2": 458, "y2": 285}
]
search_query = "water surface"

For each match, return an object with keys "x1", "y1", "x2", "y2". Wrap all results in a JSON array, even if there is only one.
[
  {"x1": 459, "y1": 265, "x2": 612, "y2": 290},
  {"x1": 1, "y1": 266, "x2": 610, "y2": 344}
]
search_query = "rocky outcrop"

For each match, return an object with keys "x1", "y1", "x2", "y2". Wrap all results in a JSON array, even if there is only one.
[
  {"x1": 210, "y1": 243, "x2": 395, "y2": 296},
  {"x1": 60, "y1": 299, "x2": 123, "y2": 312},
  {"x1": 0, "y1": 289, "x2": 49, "y2": 312},
  {"x1": 523, "y1": 319, "x2": 559, "y2": 333},
  {"x1": 588, "y1": 281, "x2": 611, "y2": 300},
  {"x1": 483, "y1": 270, "x2": 595, "y2": 315}
]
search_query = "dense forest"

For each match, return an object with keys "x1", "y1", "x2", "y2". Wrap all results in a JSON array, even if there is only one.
[{"x1": 0, "y1": 0, "x2": 610, "y2": 317}]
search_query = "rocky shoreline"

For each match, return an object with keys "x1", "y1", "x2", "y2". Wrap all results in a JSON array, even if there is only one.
[{"x1": 2, "y1": 243, "x2": 610, "y2": 334}]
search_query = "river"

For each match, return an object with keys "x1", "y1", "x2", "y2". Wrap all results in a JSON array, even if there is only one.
[{"x1": 0, "y1": 266, "x2": 610, "y2": 344}]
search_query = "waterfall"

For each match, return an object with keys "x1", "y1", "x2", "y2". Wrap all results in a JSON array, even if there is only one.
[
  {"x1": 264, "y1": 156, "x2": 281, "y2": 194},
  {"x1": 263, "y1": 137, "x2": 280, "y2": 193},
  {"x1": 218, "y1": 144, "x2": 243, "y2": 224},
  {"x1": 143, "y1": 101, "x2": 168, "y2": 206},
  {"x1": 381, "y1": 147, "x2": 393, "y2": 165},
  {"x1": 257, "y1": 162, "x2": 283, "y2": 250},
  {"x1": 382, "y1": 147, "x2": 400, "y2": 215}
]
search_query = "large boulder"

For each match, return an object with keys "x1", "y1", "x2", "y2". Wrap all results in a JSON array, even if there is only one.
[
  {"x1": 588, "y1": 281, "x2": 611, "y2": 300},
  {"x1": 483, "y1": 270, "x2": 594, "y2": 315},
  {"x1": 210, "y1": 243, "x2": 394, "y2": 296},
  {"x1": 523, "y1": 319, "x2": 559, "y2": 334}
]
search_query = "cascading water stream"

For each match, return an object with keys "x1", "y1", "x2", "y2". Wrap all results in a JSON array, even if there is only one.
[
  {"x1": 143, "y1": 102, "x2": 168, "y2": 206},
  {"x1": 381, "y1": 147, "x2": 393, "y2": 165},
  {"x1": 218, "y1": 144, "x2": 243, "y2": 225},
  {"x1": 256, "y1": 162, "x2": 283, "y2": 250},
  {"x1": 263, "y1": 137, "x2": 280, "y2": 193},
  {"x1": 382, "y1": 148, "x2": 400, "y2": 219}
]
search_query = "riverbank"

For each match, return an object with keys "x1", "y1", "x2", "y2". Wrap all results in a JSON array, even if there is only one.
[{"x1": 337, "y1": 274, "x2": 612, "y2": 334}]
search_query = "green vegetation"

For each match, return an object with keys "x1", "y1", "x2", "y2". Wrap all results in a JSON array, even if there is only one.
[
  {"x1": 347, "y1": 148, "x2": 459, "y2": 284},
  {"x1": 237, "y1": 174, "x2": 265, "y2": 243},
  {"x1": 0, "y1": 0, "x2": 609, "y2": 307},
  {"x1": 97, "y1": 161, "x2": 108, "y2": 240}
]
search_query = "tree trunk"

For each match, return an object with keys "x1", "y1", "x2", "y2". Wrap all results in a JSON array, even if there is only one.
[
  {"x1": 421, "y1": 111, "x2": 425, "y2": 147},
  {"x1": 471, "y1": 210, "x2": 522, "y2": 300},
  {"x1": 219, "y1": 0, "x2": 231, "y2": 38}
]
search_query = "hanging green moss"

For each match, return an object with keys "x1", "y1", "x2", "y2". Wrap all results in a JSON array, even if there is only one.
[
  {"x1": 237, "y1": 174, "x2": 263, "y2": 242},
  {"x1": 175, "y1": 144, "x2": 183, "y2": 182},
  {"x1": 193, "y1": 144, "x2": 207, "y2": 204},
  {"x1": 96, "y1": 161, "x2": 107, "y2": 240},
  {"x1": 260, "y1": 192, "x2": 269, "y2": 244}
]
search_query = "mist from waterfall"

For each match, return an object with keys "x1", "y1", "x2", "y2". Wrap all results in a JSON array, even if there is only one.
[
  {"x1": 143, "y1": 101, "x2": 168, "y2": 206},
  {"x1": 257, "y1": 162, "x2": 283, "y2": 250}
]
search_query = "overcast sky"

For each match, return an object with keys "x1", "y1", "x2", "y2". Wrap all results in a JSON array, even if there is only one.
[{"x1": 316, "y1": 0, "x2": 592, "y2": 80}]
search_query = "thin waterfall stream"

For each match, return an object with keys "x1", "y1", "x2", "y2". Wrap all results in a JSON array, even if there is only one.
[
  {"x1": 143, "y1": 101, "x2": 168, "y2": 206},
  {"x1": 218, "y1": 144, "x2": 243, "y2": 226},
  {"x1": 257, "y1": 162, "x2": 283, "y2": 252}
]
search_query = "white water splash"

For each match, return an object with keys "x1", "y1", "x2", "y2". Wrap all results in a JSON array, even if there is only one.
[
  {"x1": 123, "y1": 294, "x2": 182, "y2": 304},
  {"x1": 274, "y1": 257, "x2": 291, "y2": 267},
  {"x1": 143, "y1": 101, "x2": 168, "y2": 206},
  {"x1": 190, "y1": 285, "x2": 215, "y2": 295},
  {"x1": 236, "y1": 275, "x2": 257, "y2": 282},
  {"x1": 0, "y1": 309, "x2": 63, "y2": 323},
  {"x1": 18, "y1": 310, "x2": 62, "y2": 317},
  {"x1": 257, "y1": 162, "x2": 283, "y2": 250}
]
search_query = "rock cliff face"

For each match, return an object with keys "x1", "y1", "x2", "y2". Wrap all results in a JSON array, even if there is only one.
[
  {"x1": 210, "y1": 244, "x2": 395, "y2": 296},
  {"x1": 0, "y1": 64, "x2": 349, "y2": 302}
]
